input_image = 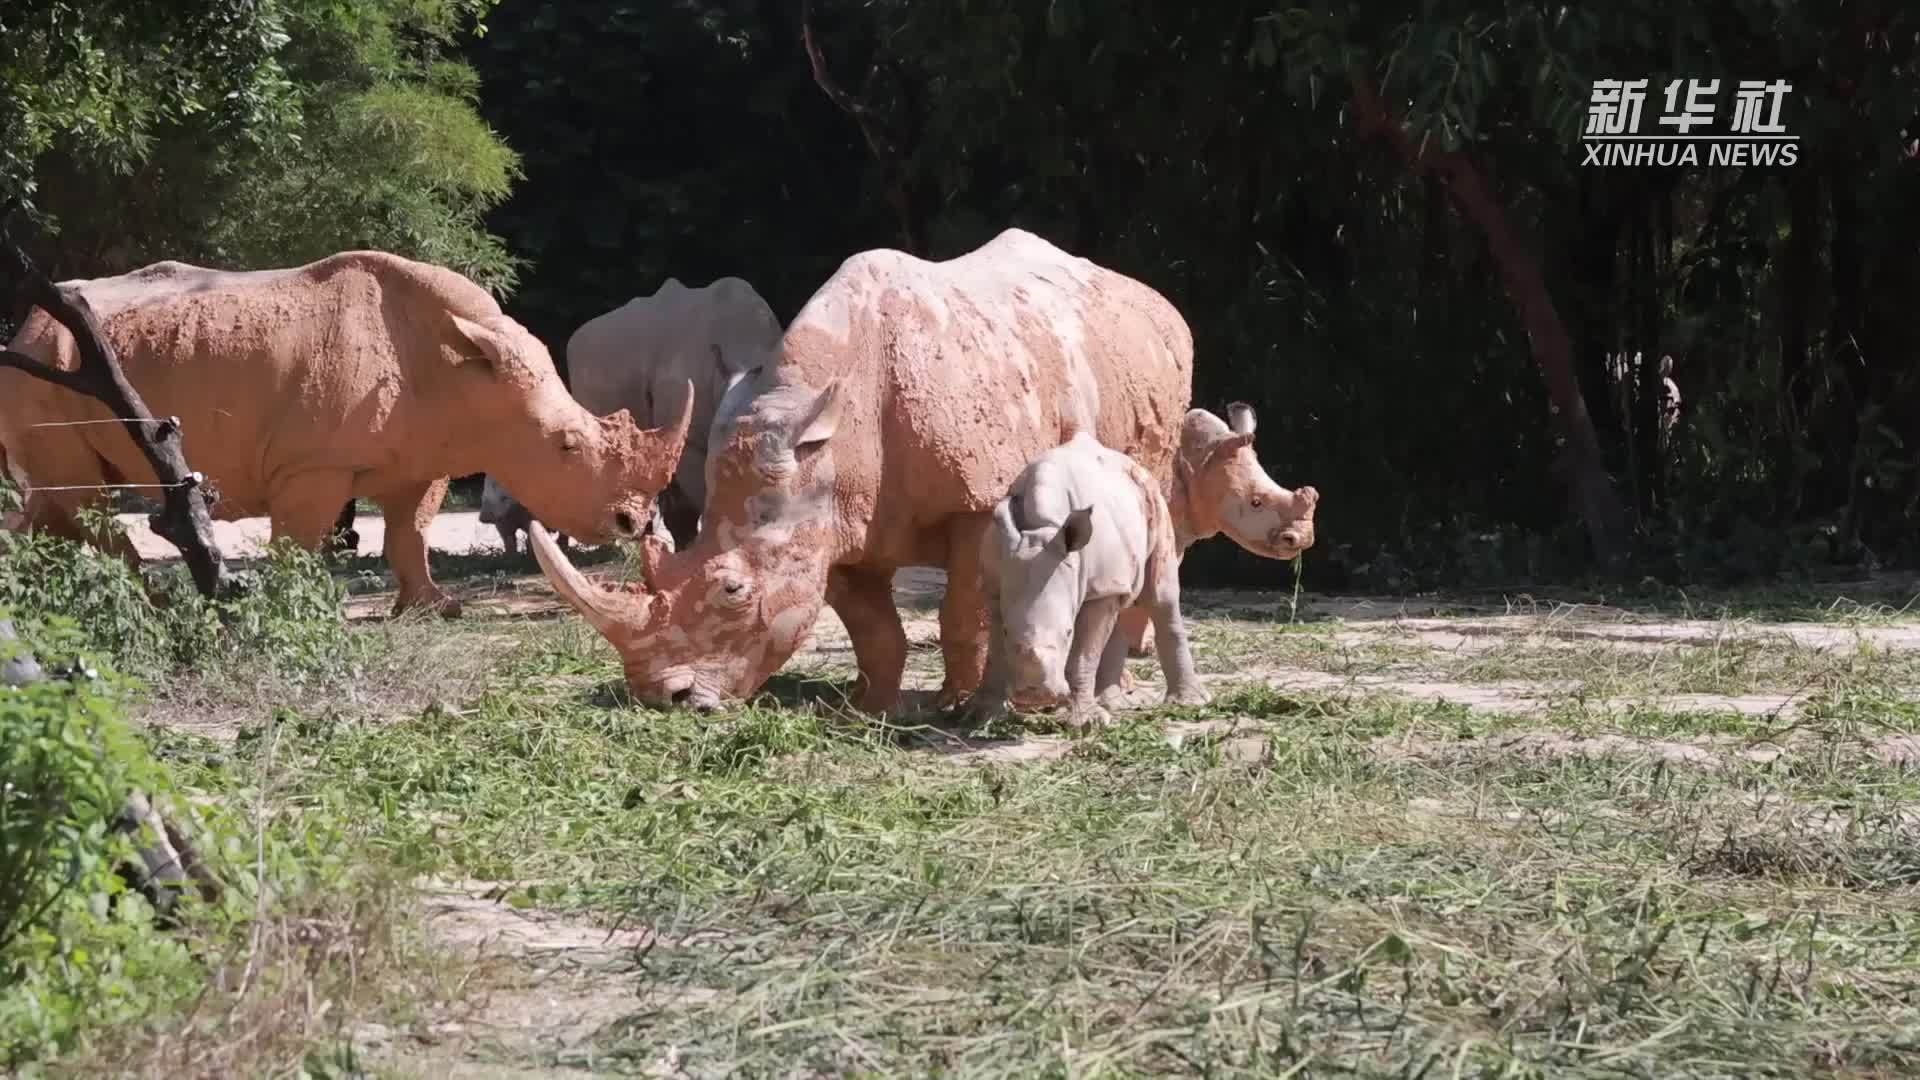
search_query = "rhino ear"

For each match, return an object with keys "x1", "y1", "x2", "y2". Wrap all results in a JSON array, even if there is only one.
[
  {"x1": 1204, "y1": 432, "x2": 1256, "y2": 474},
  {"x1": 447, "y1": 313, "x2": 511, "y2": 374},
  {"x1": 791, "y1": 379, "x2": 843, "y2": 452},
  {"x1": 1057, "y1": 505, "x2": 1095, "y2": 554},
  {"x1": 1226, "y1": 402, "x2": 1257, "y2": 436}
]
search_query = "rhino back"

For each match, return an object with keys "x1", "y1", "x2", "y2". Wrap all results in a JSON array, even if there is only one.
[
  {"x1": 567, "y1": 278, "x2": 781, "y2": 494},
  {"x1": 1, "y1": 251, "x2": 496, "y2": 511},
  {"x1": 1013, "y1": 435, "x2": 1155, "y2": 600},
  {"x1": 778, "y1": 230, "x2": 1192, "y2": 530}
]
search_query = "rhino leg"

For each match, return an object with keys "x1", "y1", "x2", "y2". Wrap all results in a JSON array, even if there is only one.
[
  {"x1": 495, "y1": 522, "x2": 518, "y2": 556},
  {"x1": 322, "y1": 500, "x2": 359, "y2": 558},
  {"x1": 1095, "y1": 614, "x2": 1133, "y2": 711},
  {"x1": 826, "y1": 565, "x2": 906, "y2": 715},
  {"x1": 1150, "y1": 595, "x2": 1209, "y2": 708},
  {"x1": 964, "y1": 590, "x2": 1013, "y2": 725},
  {"x1": 1116, "y1": 606, "x2": 1155, "y2": 658},
  {"x1": 933, "y1": 512, "x2": 994, "y2": 710},
  {"x1": 268, "y1": 472, "x2": 356, "y2": 553},
  {"x1": 375, "y1": 478, "x2": 461, "y2": 618},
  {"x1": 9, "y1": 442, "x2": 144, "y2": 563},
  {"x1": 1062, "y1": 598, "x2": 1122, "y2": 731}
]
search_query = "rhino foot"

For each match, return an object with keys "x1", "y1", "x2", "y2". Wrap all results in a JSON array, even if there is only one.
[
  {"x1": 1164, "y1": 685, "x2": 1211, "y2": 709},
  {"x1": 934, "y1": 684, "x2": 979, "y2": 712},
  {"x1": 961, "y1": 692, "x2": 1011, "y2": 727},
  {"x1": 1062, "y1": 701, "x2": 1113, "y2": 732},
  {"x1": 394, "y1": 587, "x2": 463, "y2": 619}
]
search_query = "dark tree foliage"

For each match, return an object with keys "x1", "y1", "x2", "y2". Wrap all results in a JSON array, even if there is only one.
[
  {"x1": 464, "y1": 0, "x2": 891, "y2": 356},
  {"x1": 466, "y1": 0, "x2": 1919, "y2": 590},
  {"x1": 16, "y1": 0, "x2": 1909, "y2": 590}
]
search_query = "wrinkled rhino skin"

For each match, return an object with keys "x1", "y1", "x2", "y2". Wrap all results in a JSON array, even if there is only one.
[
  {"x1": 971, "y1": 432, "x2": 1209, "y2": 731},
  {"x1": 0, "y1": 251, "x2": 693, "y2": 616},
  {"x1": 530, "y1": 227, "x2": 1193, "y2": 714},
  {"x1": 565, "y1": 276, "x2": 783, "y2": 548},
  {"x1": 1115, "y1": 400, "x2": 1322, "y2": 657}
]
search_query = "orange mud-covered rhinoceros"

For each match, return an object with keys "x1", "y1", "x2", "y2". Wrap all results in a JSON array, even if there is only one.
[
  {"x1": 0, "y1": 251, "x2": 692, "y2": 616},
  {"x1": 527, "y1": 227, "x2": 1194, "y2": 714}
]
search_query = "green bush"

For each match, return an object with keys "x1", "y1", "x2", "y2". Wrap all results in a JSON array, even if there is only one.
[
  {"x1": 0, "y1": 490, "x2": 361, "y2": 685},
  {"x1": 0, "y1": 623, "x2": 201, "y2": 1064}
]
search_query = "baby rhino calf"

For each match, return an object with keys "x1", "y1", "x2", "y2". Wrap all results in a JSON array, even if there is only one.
[
  {"x1": 479, "y1": 475, "x2": 569, "y2": 557},
  {"x1": 971, "y1": 432, "x2": 1210, "y2": 730}
]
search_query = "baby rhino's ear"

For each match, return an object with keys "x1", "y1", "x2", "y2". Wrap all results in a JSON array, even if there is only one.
[
  {"x1": 1058, "y1": 505, "x2": 1095, "y2": 554},
  {"x1": 1226, "y1": 402, "x2": 1257, "y2": 436}
]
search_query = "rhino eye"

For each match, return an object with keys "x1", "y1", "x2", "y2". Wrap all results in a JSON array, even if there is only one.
[
  {"x1": 1250, "y1": 496, "x2": 1264, "y2": 509},
  {"x1": 560, "y1": 431, "x2": 582, "y2": 453}
]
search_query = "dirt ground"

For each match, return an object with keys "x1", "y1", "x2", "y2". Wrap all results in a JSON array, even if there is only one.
[{"x1": 117, "y1": 507, "x2": 515, "y2": 562}]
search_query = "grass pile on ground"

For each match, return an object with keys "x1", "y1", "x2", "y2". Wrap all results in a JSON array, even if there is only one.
[{"x1": 147, "y1": 618, "x2": 1920, "y2": 1077}]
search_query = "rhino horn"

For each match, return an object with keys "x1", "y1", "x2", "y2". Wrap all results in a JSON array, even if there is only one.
[
  {"x1": 530, "y1": 522, "x2": 658, "y2": 638},
  {"x1": 638, "y1": 379, "x2": 697, "y2": 483}
]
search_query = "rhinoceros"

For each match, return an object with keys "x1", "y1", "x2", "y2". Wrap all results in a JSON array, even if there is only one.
[
  {"x1": 1114, "y1": 401, "x2": 1322, "y2": 656},
  {"x1": 972, "y1": 431, "x2": 1209, "y2": 731},
  {"x1": 0, "y1": 251, "x2": 692, "y2": 616},
  {"x1": 564, "y1": 276, "x2": 783, "y2": 548},
  {"x1": 527, "y1": 227, "x2": 1193, "y2": 713}
]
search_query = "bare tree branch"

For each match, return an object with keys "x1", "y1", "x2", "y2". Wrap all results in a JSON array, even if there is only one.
[
  {"x1": 0, "y1": 348, "x2": 94, "y2": 396},
  {"x1": 800, "y1": 0, "x2": 925, "y2": 252},
  {"x1": 0, "y1": 212, "x2": 233, "y2": 597}
]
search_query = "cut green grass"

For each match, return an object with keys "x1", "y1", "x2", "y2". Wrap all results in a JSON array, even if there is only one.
[
  {"x1": 129, "y1": 607, "x2": 1920, "y2": 1078},
  {"x1": 27, "y1": 556, "x2": 1911, "y2": 1078}
]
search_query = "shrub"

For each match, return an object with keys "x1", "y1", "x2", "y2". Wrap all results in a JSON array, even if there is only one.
[
  {"x1": 0, "y1": 622, "x2": 201, "y2": 1064},
  {"x1": 0, "y1": 486, "x2": 361, "y2": 685}
]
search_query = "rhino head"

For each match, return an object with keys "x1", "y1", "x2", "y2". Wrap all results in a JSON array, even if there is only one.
[
  {"x1": 529, "y1": 369, "x2": 849, "y2": 710},
  {"x1": 449, "y1": 312, "x2": 693, "y2": 544},
  {"x1": 1178, "y1": 403, "x2": 1319, "y2": 559},
  {"x1": 983, "y1": 497, "x2": 1097, "y2": 706}
]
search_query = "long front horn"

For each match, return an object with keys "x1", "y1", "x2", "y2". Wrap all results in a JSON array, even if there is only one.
[
  {"x1": 645, "y1": 378, "x2": 697, "y2": 482},
  {"x1": 529, "y1": 522, "x2": 655, "y2": 639}
]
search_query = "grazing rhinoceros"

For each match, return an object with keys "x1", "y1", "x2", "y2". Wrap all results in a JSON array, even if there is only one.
[
  {"x1": 971, "y1": 432, "x2": 1209, "y2": 731},
  {"x1": 0, "y1": 251, "x2": 693, "y2": 616},
  {"x1": 1114, "y1": 401, "x2": 1322, "y2": 656},
  {"x1": 564, "y1": 276, "x2": 783, "y2": 548},
  {"x1": 526, "y1": 227, "x2": 1193, "y2": 714}
]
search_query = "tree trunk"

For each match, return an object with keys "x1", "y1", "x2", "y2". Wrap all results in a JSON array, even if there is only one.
[
  {"x1": 1349, "y1": 76, "x2": 1628, "y2": 566},
  {"x1": 1632, "y1": 196, "x2": 1666, "y2": 518},
  {"x1": 1567, "y1": 171, "x2": 1621, "y2": 473},
  {"x1": 1778, "y1": 166, "x2": 1819, "y2": 514},
  {"x1": 1824, "y1": 141, "x2": 1865, "y2": 515}
]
